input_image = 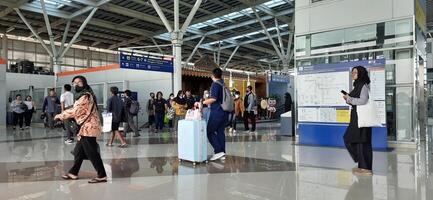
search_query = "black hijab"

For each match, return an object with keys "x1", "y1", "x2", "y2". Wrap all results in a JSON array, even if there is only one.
[
  {"x1": 72, "y1": 76, "x2": 97, "y2": 105},
  {"x1": 349, "y1": 66, "x2": 370, "y2": 98},
  {"x1": 173, "y1": 90, "x2": 186, "y2": 105}
]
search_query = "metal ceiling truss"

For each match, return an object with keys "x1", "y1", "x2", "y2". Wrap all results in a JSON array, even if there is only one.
[{"x1": 0, "y1": 0, "x2": 295, "y2": 71}]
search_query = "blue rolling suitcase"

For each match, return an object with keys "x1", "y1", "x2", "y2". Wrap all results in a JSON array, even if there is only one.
[{"x1": 178, "y1": 119, "x2": 208, "y2": 165}]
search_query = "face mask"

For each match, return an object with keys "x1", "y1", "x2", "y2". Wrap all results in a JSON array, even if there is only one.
[
  {"x1": 170, "y1": 96, "x2": 174, "y2": 100},
  {"x1": 235, "y1": 95, "x2": 239, "y2": 98},
  {"x1": 75, "y1": 86, "x2": 84, "y2": 93},
  {"x1": 204, "y1": 94, "x2": 209, "y2": 98}
]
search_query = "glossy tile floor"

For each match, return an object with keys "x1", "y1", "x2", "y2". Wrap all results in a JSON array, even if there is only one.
[{"x1": 0, "y1": 123, "x2": 432, "y2": 200}]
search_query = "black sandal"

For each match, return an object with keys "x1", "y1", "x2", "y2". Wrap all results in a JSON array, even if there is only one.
[
  {"x1": 88, "y1": 177, "x2": 107, "y2": 184},
  {"x1": 62, "y1": 174, "x2": 79, "y2": 180}
]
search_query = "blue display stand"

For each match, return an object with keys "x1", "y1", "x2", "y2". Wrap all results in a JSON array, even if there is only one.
[{"x1": 299, "y1": 123, "x2": 388, "y2": 150}]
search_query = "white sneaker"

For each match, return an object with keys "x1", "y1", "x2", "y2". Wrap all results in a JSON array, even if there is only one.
[
  {"x1": 210, "y1": 152, "x2": 225, "y2": 161},
  {"x1": 233, "y1": 129, "x2": 237, "y2": 133}
]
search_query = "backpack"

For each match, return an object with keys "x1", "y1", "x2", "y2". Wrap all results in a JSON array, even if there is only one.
[
  {"x1": 129, "y1": 100, "x2": 140, "y2": 116},
  {"x1": 215, "y1": 81, "x2": 234, "y2": 112}
]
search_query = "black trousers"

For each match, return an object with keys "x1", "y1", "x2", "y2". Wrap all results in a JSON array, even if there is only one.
[
  {"x1": 345, "y1": 141, "x2": 373, "y2": 170},
  {"x1": 69, "y1": 136, "x2": 107, "y2": 178},
  {"x1": 24, "y1": 110, "x2": 33, "y2": 126},
  {"x1": 13, "y1": 112, "x2": 24, "y2": 128},
  {"x1": 63, "y1": 119, "x2": 75, "y2": 140},
  {"x1": 243, "y1": 111, "x2": 256, "y2": 132},
  {"x1": 233, "y1": 115, "x2": 242, "y2": 130}
]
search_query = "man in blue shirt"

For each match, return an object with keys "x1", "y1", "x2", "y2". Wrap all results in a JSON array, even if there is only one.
[{"x1": 203, "y1": 68, "x2": 229, "y2": 161}]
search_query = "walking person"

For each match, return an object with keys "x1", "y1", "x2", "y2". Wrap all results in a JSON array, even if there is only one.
[
  {"x1": 61, "y1": 84, "x2": 75, "y2": 144},
  {"x1": 24, "y1": 95, "x2": 35, "y2": 129},
  {"x1": 11, "y1": 94, "x2": 26, "y2": 130},
  {"x1": 243, "y1": 86, "x2": 257, "y2": 133},
  {"x1": 154, "y1": 91, "x2": 168, "y2": 133},
  {"x1": 124, "y1": 90, "x2": 140, "y2": 137},
  {"x1": 172, "y1": 90, "x2": 187, "y2": 132},
  {"x1": 147, "y1": 92, "x2": 156, "y2": 131},
  {"x1": 233, "y1": 91, "x2": 244, "y2": 133},
  {"x1": 203, "y1": 68, "x2": 229, "y2": 161},
  {"x1": 55, "y1": 75, "x2": 107, "y2": 184},
  {"x1": 343, "y1": 66, "x2": 373, "y2": 176},
  {"x1": 106, "y1": 86, "x2": 127, "y2": 148},
  {"x1": 43, "y1": 89, "x2": 60, "y2": 129}
]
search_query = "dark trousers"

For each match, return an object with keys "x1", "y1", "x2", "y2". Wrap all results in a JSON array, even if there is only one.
[
  {"x1": 168, "y1": 119, "x2": 173, "y2": 128},
  {"x1": 46, "y1": 112, "x2": 55, "y2": 128},
  {"x1": 233, "y1": 115, "x2": 242, "y2": 130},
  {"x1": 64, "y1": 119, "x2": 74, "y2": 140},
  {"x1": 24, "y1": 110, "x2": 33, "y2": 126},
  {"x1": 69, "y1": 136, "x2": 107, "y2": 178},
  {"x1": 243, "y1": 111, "x2": 256, "y2": 132},
  {"x1": 155, "y1": 113, "x2": 164, "y2": 130},
  {"x1": 124, "y1": 115, "x2": 139, "y2": 135},
  {"x1": 148, "y1": 115, "x2": 155, "y2": 126},
  {"x1": 345, "y1": 141, "x2": 373, "y2": 170},
  {"x1": 207, "y1": 112, "x2": 227, "y2": 154},
  {"x1": 227, "y1": 112, "x2": 235, "y2": 128},
  {"x1": 13, "y1": 112, "x2": 24, "y2": 128}
]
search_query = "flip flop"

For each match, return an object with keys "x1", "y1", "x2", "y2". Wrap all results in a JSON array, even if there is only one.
[
  {"x1": 61, "y1": 174, "x2": 79, "y2": 180},
  {"x1": 88, "y1": 177, "x2": 107, "y2": 184}
]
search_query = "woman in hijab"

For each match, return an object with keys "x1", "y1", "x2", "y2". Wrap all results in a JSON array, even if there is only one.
[
  {"x1": 172, "y1": 90, "x2": 187, "y2": 132},
  {"x1": 55, "y1": 76, "x2": 107, "y2": 183},
  {"x1": 343, "y1": 66, "x2": 373, "y2": 176}
]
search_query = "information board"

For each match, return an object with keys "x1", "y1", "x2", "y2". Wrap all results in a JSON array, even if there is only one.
[
  {"x1": 119, "y1": 52, "x2": 173, "y2": 73},
  {"x1": 297, "y1": 59, "x2": 386, "y2": 125},
  {"x1": 297, "y1": 59, "x2": 388, "y2": 149}
]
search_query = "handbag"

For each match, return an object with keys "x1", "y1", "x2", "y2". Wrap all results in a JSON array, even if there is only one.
[
  {"x1": 357, "y1": 90, "x2": 381, "y2": 128},
  {"x1": 67, "y1": 102, "x2": 96, "y2": 136},
  {"x1": 102, "y1": 112, "x2": 113, "y2": 133},
  {"x1": 185, "y1": 109, "x2": 202, "y2": 120}
]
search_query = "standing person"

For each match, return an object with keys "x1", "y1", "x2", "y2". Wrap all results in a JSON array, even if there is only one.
[
  {"x1": 42, "y1": 89, "x2": 60, "y2": 129},
  {"x1": 203, "y1": 68, "x2": 229, "y2": 161},
  {"x1": 243, "y1": 86, "x2": 257, "y2": 133},
  {"x1": 24, "y1": 95, "x2": 35, "y2": 129},
  {"x1": 61, "y1": 84, "x2": 75, "y2": 144},
  {"x1": 185, "y1": 90, "x2": 195, "y2": 110},
  {"x1": 11, "y1": 94, "x2": 26, "y2": 130},
  {"x1": 284, "y1": 92, "x2": 293, "y2": 112},
  {"x1": 233, "y1": 91, "x2": 244, "y2": 133},
  {"x1": 172, "y1": 90, "x2": 187, "y2": 131},
  {"x1": 166, "y1": 94, "x2": 175, "y2": 131},
  {"x1": 106, "y1": 87, "x2": 127, "y2": 148},
  {"x1": 201, "y1": 90, "x2": 210, "y2": 123},
  {"x1": 343, "y1": 66, "x2": 373, "y2": 176},
  {"x1": 55, "y1": 76, "x2": 107, "y2": 184},
  {"x1": 124, "y1": 90, "x2": 140, "y2": 137},
  {"x1": 227, "y1": 92, "x2": 236, "y2": 133},
  {"x1": 154, "y1": 91, "x2": 168, "y2": 133},
  {"x1": 146, "y1": 93, "x2": 156, "y2": 131}
]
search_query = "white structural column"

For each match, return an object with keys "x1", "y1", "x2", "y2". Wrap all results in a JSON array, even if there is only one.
[{"x1": 150, "y1": 0, "x2": 202, "y2": 93}]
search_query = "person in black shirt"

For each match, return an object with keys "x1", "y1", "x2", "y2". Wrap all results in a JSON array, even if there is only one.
[
  {"x1": 153, "y1": 91, "x2": 168, "y2": 133},
  {"x1": 185, "y1": 90, "x2": 195, "y2": 110},
  {"x1": 124, "y1": 90, "x2": 140, "y2": 137},
  {"x1": 106, "y1": 87, "x2": 127, "y2": 148}
]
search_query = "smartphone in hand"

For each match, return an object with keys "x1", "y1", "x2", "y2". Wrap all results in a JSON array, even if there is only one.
[{"x1": 341, "y1": 90, "x2": 348, "y2": 95}]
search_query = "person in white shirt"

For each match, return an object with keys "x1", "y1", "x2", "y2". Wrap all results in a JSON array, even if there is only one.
[
  {"x1": 61, "y1": 84, "x2": 75, "y2": 144},
  {"x1": 24, "y1": 96, "x2": 35, "y2": 129}
]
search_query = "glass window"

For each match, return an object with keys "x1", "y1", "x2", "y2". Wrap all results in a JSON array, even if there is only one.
[
  {"x1": 311, "y1": 29, "x2": 344, "y2": 48},
  {"x1": 344, "y1": 24, "x2": 376, "y2": 44},
  {"x1": 89, "y1": 84, "x2": 104, "y2": 105}
]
